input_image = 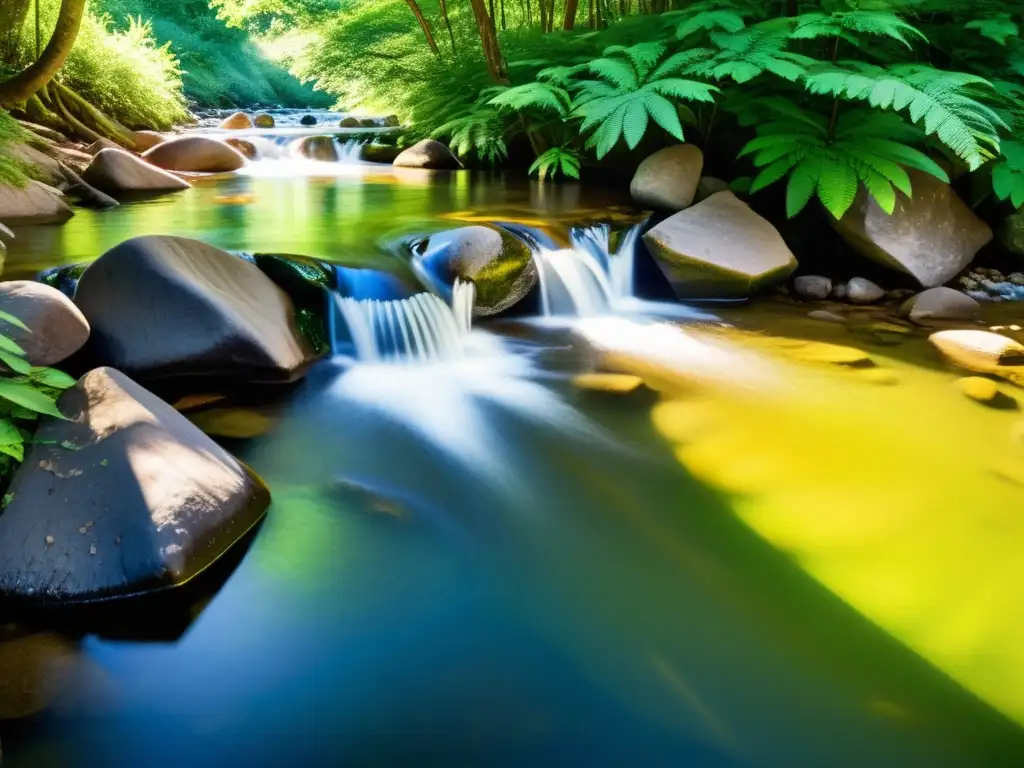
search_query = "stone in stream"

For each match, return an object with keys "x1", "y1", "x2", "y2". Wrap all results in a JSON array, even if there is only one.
[
  {"x1": 393, "y1": 139, "x2": 462, "y2": 170},
  {"x1": 695, "y1": 175, "x2": 729, "y2": 202},
  {"x1": 832, "y1": 170, "x2": 992, "y2": 287},
  {"x1": 82, "y1": 148, "x2": 191, "y2": 196},
  {"x1": 629, "y1": 145, "x2": 703, "y2": 211},
  {"x1": 808, "y1": 310, "x2": 846, "y2": 324},
  {"x1": 953, "y1": 376, "x2": 1008, "y2": 406},
  {"x1": 0, "y1": 367, "x2": 270, "y2": 605},
  {"x1": 142, "y1": 136, "x2": 247, "y2": 173},
  {"x1": 224, "y1": 137, "x2": 257, "y2": 160},
  {"x1": 361, "y1": 143, "x2": 401, "y2": 164},
  {"x1": 899, "y1": 287, "x2": 980, "y2": 322},
  {"x1": 929, "y1": 330, "x2": 1024, "y2": 371},
  {"x1": 73, "y1": 235, "x2": 320, "y2": 383},
  {"x1": 294, "y1": 135, "x2": 338, "y2": 162},
  {"x1": 382, "y1": 115, "x2": 400, "y2": 127},
  {"x1": 57, "y1": 162, "x2": 119, "y2": 210},
  {"x1": 846, "y1": 277, "x2": 885, "y2": 305},
  {"x1": 219, "y1": 111, "x2": 252, "y2": 130},
  {"x1": 641, "y1": 191, "x2": 797, "y2": 299},
  {"x1": 253, "y1": 112, "x2": 275, "y2": 128},
  {"x1": 794, "y1": 275, "x2": 832, "y2": 301},
  {"x1": 85, "y1": 138, "x2": 124, "y2": 156},
  {"x1": 300, "y1": 114, "x2": 318, "y2": 126},
  {"x1": 338, "y1": 117, "x2": 360, "y2": 128},
  {"x1": 131, "y1": 130, "x2": 166, "y2": 152},
  {"x1": 0, "y1": 281, "x2": 90, "y2": 365},
  {"x1": 0, "y1": 180, "x2": 73, "y2": 225},
  {"x1": 411, "y1": 225, "x2": 536, "y2": 316}
]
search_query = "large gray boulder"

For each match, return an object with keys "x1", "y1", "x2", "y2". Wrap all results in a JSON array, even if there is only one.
[
  {"x1": 0, "y1": 367, "x2": 270, "y2": 604},
  {"x1": 0, "y1": 180, "x2": 73, "y2": 225},
  {"x1": 832, "y1": 170, "x2": 992, "y2": 287},
  {"x1": 73, "y1": 235, "x2": 319, "y2": 383},
  {"x1": 899, "y1": 287, "x2": 980, "y2": 322},
  {"x1": 82, "y1": 148, "x2": 190, "y2": 196},
  {"x1": 394, "y1": 139, "x2": 462, "y2": 170},
  {"x1": 629, "y1": 144, "x2": 703, "y2": 211},
  {"x1": 0, "y1": 281, "x2": 90, "y2": 365},
  {"x1": 642, "y1": 191, "x2": 797, "y2": 299},
  {"x1": 142, "y1": 136, "x2": 247, "y2": 173},
  {"x1": 412, "y1": 225, "x2": 536, "y2": 316}
]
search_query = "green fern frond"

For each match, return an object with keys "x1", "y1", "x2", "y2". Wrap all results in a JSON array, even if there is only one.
[
  {"x1": 965, "y1": 14, "x2": 1020, "y2": 45},
  {"x1": 530, "y1": 147, "x2": 581, "y2": 181},
  {"x1": 487, "y1": 83, "x2": 572, "y2": 118},
  {"x1": 791, "y1": 11, "x2": 927, "y2": 49},
  {"x1": 676, "y1": 10, "x2": 747, "y2": 39},
  {"x1": 990, "y1": 140, "x2": 1024, "y2": 208}
]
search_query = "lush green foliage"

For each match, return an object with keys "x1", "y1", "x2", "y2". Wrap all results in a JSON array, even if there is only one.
[
  {"x1": 0, "y1": 111, "x2": 30, "y2": 187},
  {"x1": 0, "y1": 311, "x2": 75, "y2": 481}
]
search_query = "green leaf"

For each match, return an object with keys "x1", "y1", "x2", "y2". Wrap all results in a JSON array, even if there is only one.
[
  {"x1": 786, "y1": 157, "x2": 821, "y2": 218},
  {"x1": 622, "y1": 99, "x2": 649, "y2": 150},
  {"x1": 31, "y1": 367, "x2": 77, "y2": 389},
  {"x1": 0, "y1": 441, "x2": 24, "y2": 462},
  {"x1": 0, "y1": 311, "x2": 30, "y2": 332},
  {"x1": 817, "y1": 159, "x2": 859, "y2": 219},
  {"x1": 0, "y1": 380, "x2": 65, "y2": 419},
  {"x1": 0, "y1": 350, "x2": 31, "y2": 375},
  {"x1": 0, "y1": 418, "x2": 22, "y2": 445},
  {"x1": 965, "y1": 15, "x2": 1019, "y2": 46},
  {"x1": 0, "y1": 334, "x2": 26, "y2": 357}
]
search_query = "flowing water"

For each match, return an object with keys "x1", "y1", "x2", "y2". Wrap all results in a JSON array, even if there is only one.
[{"x1": 2, "y1": 156, "x2": 1024, "y2": 766}]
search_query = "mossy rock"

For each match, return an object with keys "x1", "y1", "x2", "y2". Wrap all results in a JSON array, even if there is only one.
[{"x1": 38, "y1": 263, "x2": 90, "y2": 299}]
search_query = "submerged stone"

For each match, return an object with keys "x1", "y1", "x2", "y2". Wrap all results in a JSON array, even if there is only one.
[
  {"x1": 808, "y1": 310, "x2": 846, "y2": 324},
  {"x1": 846, "y1": 277, "x2": 885, "y2": 305},
  {"x1": 412, "y1": 225, "x2": 536, "y2": 316},
  {"x1": 954, "y1": 376, "x2": 1003, "y2": 405},
  {"x1": 572, "y1": 372, "x2": 644, "y2": 395},
  {"x1": 0, "y1": 368, "x2": 270, "y2": 604},
  {"x1": 899, "y1": 287, "x2": 981, "y2": 322},
  {"x1": 642, "y1": 191, "x2": 797, "y2": 299}
]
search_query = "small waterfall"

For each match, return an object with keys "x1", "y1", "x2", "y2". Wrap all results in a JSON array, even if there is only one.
[
  {"x1": 335, "y1": 138, "x2": 366, "y2": 164},
  {"x1": 332, "y1": 292, "x2": 467, "y2": 363},
  {"x1": 530, "y1": 223, "x2": 643, "y2": 317},
  {"x1": 452, "y1": 278, "x2": 476, "y2": 335}
]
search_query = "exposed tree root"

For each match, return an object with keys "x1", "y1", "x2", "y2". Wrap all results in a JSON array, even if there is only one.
[{"x1": 9, "y1": 82, "x2": 138, "y2": 150}]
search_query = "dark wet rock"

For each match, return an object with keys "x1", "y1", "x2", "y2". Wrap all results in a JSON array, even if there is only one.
[
  {"x1": 300, "y1": 114, "x2": 318, "y2": 126},
  {"x1": 224, "y1": 137, "x2": 257, "y2": 160},
  {"x1": 0, "y1": 281, "x2": 89, "y2": 365},
  {"x1": 58, "y1": 163, "x2": 119, "y2": 210},
  {"x1": 0, "y1": 631, "x2": 84, "y2": 718},
  {"x1": 0, "y1": 367, "x2": 270, "y2": 605},
  {"x1": 294, "y1": 135, "x2": 337, "y2": 162},
  {"x1": 899, "y1": 287, "x2": 980, "y2": 322},
  {"x1": 38, "y1": 263, "x2": 89, "y2": 299},
  {"x1": 411, "y1": 225, "x2": 536, "y2": 316},
  {"x1": 794, "y1": 275, "x2": 832, "y2": 301},
  {"x1": 832, "y1": 170, "x2": 992, "y2": 288},
  {"x1": 382, "y1": 114, "x2": 400, "y2": 127},
  {"x1": 82, "y1": 148, "x2": 191, "y2": 195},
  {"x1": 338, "y1": 117, "x2": 360, "y2": 128},
  {"x1": 359, "y1": 118, "x2": 377, "y2": 128},
  {"x1": 253, "y1": 112, "x2": 275, "y2": 128},
  {"x1": 695, "y1": 175, "x2": 728, "y2": 203},
  {"x1": 73, "y1": 236, "x2": 319, "y2": 383},
  {"x1": 219, "y1": 111, "x2": 252, "y2": 130},
  {"x1": 132, "y1": 130, "x2": 166, "y2": 152},
  {"x1": 142, "y1": 136, "x2": 247, "y2": 173},
  {"x1": 361, "y1": 143, "x2": 400, "y2": 164},
  {"x1": 0, "y1": 180, "x2": 73, "y2": 225},
  {"x1": 997, "y1": 209, "x2": 1024, "y2": 257},
  {"x1": 393, "y1": 139, "x2": 461, "y2": 170},
  {"x1": 188, "y1": 407, "x2": 275, "y2": 438},
  {"x1": 846, "y1": 277, "x2": 885, "y2": 305},
  {"x1": 642, "y1": 191, "x2": 797, "y2": 299},
  {"x1": 630, "y1": 145, "x2": 703, "y2": 211}
]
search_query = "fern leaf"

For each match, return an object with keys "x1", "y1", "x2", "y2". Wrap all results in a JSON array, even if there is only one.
[
  {"x1": 817, "y1": 157, "x2": 859, "y2": 219},
  {"x1": 857, "y1": 167, "x2": 898, "y2": 215},
  {"x1": 786, "y1": 157, "x2": 822, "y2": 217},
  {"x1": 622, "y1": 99, "x2": 649, "y2": 149},
  {"x1": 965, "y1": 15, "x2": 1020, "y2": 45},
  {"x1": 749, "y1": 155, "x2": 803, "y2": 193},
  {"x1": 587, "y1": 57, "x2": 639, "y2": 90},
  {"x1": 676, "y1": 10, "x2": 747, "y2": 39},
  {"x1": 643, "y1": 78, "x2": 718, "y2": 102},
  {"x1": 594, "y1": 104, "x2": 628, "y2": 159},
  {"x1": 641, "y1": 93, "x2": 685, "y2": 140}
]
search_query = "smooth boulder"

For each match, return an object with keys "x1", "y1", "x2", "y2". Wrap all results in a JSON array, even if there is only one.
[
  {"x1": 630, "y1": 145, "x2": 703, "y2": 211},
  {"x1": 832, "y1": 170, "x2": 992, "y2": 287},
  {"x1": 295, "y1": 135, "x2": 337, "y2": 162},
  {"x1": 339, "y1": 117, "x2": 360, "y2": 128},
  {"x1": 0, "y1": 180, "x2": 73, "y2": 225},
  {"x1": 642, "y1": 191, "x2": 797, "y2": 299},
  {"x1": 82, "y1": 148, "x2": 190, "y2": 196},
  {"x1": 73, "y1": 235, "x2": 319, "y2": 382},
  {"x1": 253, "y1": 113, "x2": 275, "y2": 128},
  {"x1": 847, "y1": 277, "x2": 885, "y2": 305},
  {"x1": 393, "y1": 139, "x2": 461, "y2": 170},
  {"x1": 0, "y1": 367, "x2": 270, "y2": 604},
  {"x1": 224, "y1": 138, "x2": 257, "y2": 160},
  {"x1": 85, "y1": 138, "x2": 123, "y2": 156},
  {"x1": 132, "y1": 130, "x2": 166, "y2": 152},
  {"x1": 142, "y1": 136, "x2": 247, "y2": 173},
  {"x1": 300, "y1": 114, "x2": 318, "y2": 126},
  {"x1": 899, "y1": 287, "x2": 980, "y2": 322},
  {"x1": 0, "y1": 281, "x2": 90, "y2": 365},
  {"x1": 930, "y1": 330, "x2": 1024, "y2": 370},
  {"x1": 219, "y1": 111, "x2": 252, "y2": 130},
  {"x1": 361, "y1": 143, "x2": 401, "y2": 164},
  {"x1": 794, "y1": 275, "x2": 831, "y2": 301},
  {"x1": 412, "y1": 225, "x2": 536, "y2": 316}
]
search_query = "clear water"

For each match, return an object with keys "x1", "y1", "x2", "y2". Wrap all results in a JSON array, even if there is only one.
[{"x1": 2, "y1": 168, "x2": 1024, "y2": 767}]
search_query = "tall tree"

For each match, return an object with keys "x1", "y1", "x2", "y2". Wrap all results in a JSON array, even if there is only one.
[
  {"x1": 0, "y1": 0, "x2": 33, "y2": 66},
  {"x1": 564, "y1": 0, "x2": 579, "y2": 29},
  {"x1": 469, "y1": 0, "x2": 508, "y2": 82},
  {"x1": 0, "y1": 0, "x2": 85, "y2": 108},
  {"x1": 404, "y1": 0, "x2": 441, "y2": 55},
  {"x1": 438, "y1": 0, "x2": 457, "y2": 55}
]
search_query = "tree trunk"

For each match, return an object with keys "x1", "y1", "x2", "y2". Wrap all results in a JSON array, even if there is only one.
[
  {"x1": 563, "y1": 0, "x2": 579, "y2": 29},
  {"x1": 526, "y1": 0, "x2": 532, "y2": 26},
  {"x1": 500, "y1": 0, "x2": 506, "y2": 30},
  {"x1": 439, "y1": 0, "x2": 457, "y2": 55},
  {"x1": 404, "y1": 0, "x2": 440, "y2": 55},
  {"x1": 539, "y1": 0, "x2": 547, "y2": 30},
  {"x1": 0, "y1": 0, "x2": 85, "y2": 108},
  {"x1": 469, "y1": 0, "x2": 508, "y2": 83},
  {"x1": 0, "y1": 0, "x2": 32, "y2": 66}
]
